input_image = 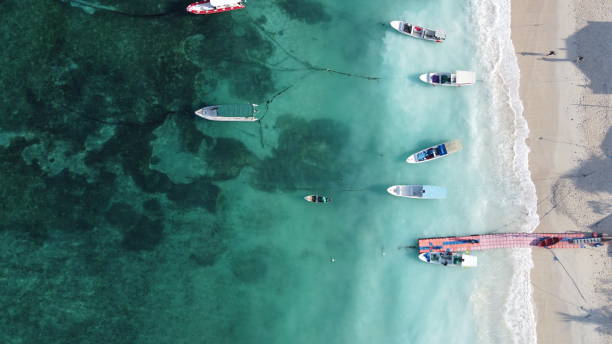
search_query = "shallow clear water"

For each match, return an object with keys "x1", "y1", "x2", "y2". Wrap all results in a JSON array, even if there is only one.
[{"x1": 0, "y1": 0, "x2": 537, "y2": 343}]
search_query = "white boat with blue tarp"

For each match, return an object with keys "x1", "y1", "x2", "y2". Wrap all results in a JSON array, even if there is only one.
[
  {"x1": 419, "y1": 71, "x2": 475, "y2": 86},
  {"x1": 406, "y1": 140, "x2": 462, "y2": 163},
  {"x1": 386, "y1": 185, "x2": 447, "y2": 199},
  {"x1": 418, "y1": 251, "x2": 477, "y2": 267},
  {"x1": 195, "y1": 103, "x2": 259, "y2": 121}
]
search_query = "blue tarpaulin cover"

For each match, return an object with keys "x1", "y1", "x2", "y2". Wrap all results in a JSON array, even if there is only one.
[{"x1": 436, "y1": 144, "x2": 447, "y2": 155}]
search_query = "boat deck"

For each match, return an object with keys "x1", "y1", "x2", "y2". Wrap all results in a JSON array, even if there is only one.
[
  {"x1": 418, "y1": 232, "x2": 605, "y2": 253},
  {"x1": 187, "y1": 2, "x2": 245, "y2": 14}
]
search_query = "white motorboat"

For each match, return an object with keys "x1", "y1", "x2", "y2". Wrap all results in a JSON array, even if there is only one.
[
  {"x1": 390, "y1": 21, "x2": 446, "y2": 43},
  {"x1": 406, "y1": 140, "x2": 462, "y2": 163},
  {"x1": 419, "y1": 70, "x2": 475, "y2": 86},
  {"x1": 418, "y1": 251, "x2": 477, "y2": 267},
  {"x1": 386, "y1": 185, "x2": 447, "y2": 199},
  {"x1": 194, "y1": 104, "x2": 259, "y2": 122}
]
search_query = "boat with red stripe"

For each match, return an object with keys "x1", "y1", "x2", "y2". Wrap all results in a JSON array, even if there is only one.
[{"x1": 187, "y1": 0, "x2": 245, "y2": 14}]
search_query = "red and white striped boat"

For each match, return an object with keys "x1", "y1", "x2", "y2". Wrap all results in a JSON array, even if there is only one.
[{"x1": 186, "y1": 0, "x2": 245, "y2": 14}]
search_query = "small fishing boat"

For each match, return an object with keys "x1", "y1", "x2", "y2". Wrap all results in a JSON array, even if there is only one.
[
  {"x1": 418, "y1": 251, "x2": 477, "y2": 267},
  {"x1": 419, "y1": 70, "x2": 476, "y2": 86},
  {"x1": 386, "y1": 185, "x2": 447, "y2": 199},
  {"x1": 390, "y1": 21, "x2": 446, "y2": 43},
  {"x1": 187, "y1": 0, "x2": 245, "y2": 14},
  {"x1": 304, "y1": 195, "x2": 332, "y2": 203},
  {"x1": 406, "y1": 140, "x2": 462, "y2": 163},
  {"x1": 194, "y1": 104, "x2": 258, "y2": 122}
]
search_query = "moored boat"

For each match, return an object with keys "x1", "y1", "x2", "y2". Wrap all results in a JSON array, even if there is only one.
[
  {"x1": 386, "y1": 185, "x2": 447, "y2": 199},
  {"x1": 535, "y1": 236, "x2": 561, "y2": 248},
  {"x1": 304, "y1": 195, "x2": 332, "y2": 203},
  {"x1": 406, "y1": 140, "x2": 462, "y2": 163},
  {"x1": 390, "y1": 21, "x2": 446, "y2": 43},
  {"x1": 419, "y1": 70, "x2": 475, "y2": 86},
  {"x1": 187, "y1": 0, "x2": 245, "y2": 14},
  {"x1": 418, "y1": 251, "x2": 477, "y2": 267},
  {"x1": 194, "y1": 103, "x2": 258, "y2": 122}
]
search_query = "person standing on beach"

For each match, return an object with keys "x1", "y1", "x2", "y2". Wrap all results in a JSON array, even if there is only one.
[{"x1": 545, "y1": 50, "x2": 556, "y2": 56}]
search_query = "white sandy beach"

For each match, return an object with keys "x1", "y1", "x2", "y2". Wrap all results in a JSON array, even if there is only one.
[{"x1": 512, "y1": 0, "x2": 612, "y2": 343}]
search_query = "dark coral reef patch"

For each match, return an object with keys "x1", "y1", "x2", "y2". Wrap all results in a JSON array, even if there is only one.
[
  {"x1": 0, "y1": 138, "x2": 115, "y2": 241},
  {"x1": 253, "y1": 115, "x2": 353, "y2": 191},
  {"x1": 104, "y1": 202, "x2": 164, "y2": 253},
  {"x1": 166, "y1": 179, "x2": 221, "y2": 212},
  {"x1": 121, "y1": 216, "x2": 165, "y2": 251},
  {"x1": 204, "y1": 137, "x2": 259, "y2": 181},
  {"x1": 0, "y1": 0, "x2": 289, "y2": 342},
  {"x1": 188, "y1": 225, "x2": 228, "y2": 268}
]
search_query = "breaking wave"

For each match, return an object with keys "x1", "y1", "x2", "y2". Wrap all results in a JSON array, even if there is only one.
[{"x1": 470, "y1": 0, "x2": 539, "y2": 343}]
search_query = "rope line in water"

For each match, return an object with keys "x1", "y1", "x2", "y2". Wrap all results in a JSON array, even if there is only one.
[
  {"x1": 61, "y1": 1, "x2": 380, "y2": 81},
  {"x1": 249, "y1": 16, "x2": 380, "y2": 81},
  {"x1": 260, "y1": 84, "x2": 296, "y2": 121},
  {"x1": 62, "y1": 0, "x2": 180, "y2": 17},
  {"x1": 256, "y1": 71, "x2": 316, "y2": 147},
  {"x1": 257, "y1": 81, "x2": 301, "y2": 148},
  {"x1": 223, "y1": 57, "x2": 311, "y2": 73},
  {"x1": 73, "y1": 108, "x2": 176, "y2": 127},
  {"x1": 281, "y1": 186, "x2": 370, "y2": 193}
]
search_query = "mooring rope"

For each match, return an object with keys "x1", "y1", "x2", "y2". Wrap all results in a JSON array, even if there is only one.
[
  {"x1": 260, "y1": 84, "x2": 295, "y2": 121},
  {"x1": 61, "y1": 1, "x2": 380, "y2": 81},
  {"x1": 63, "y1": 0, "x2": 180, "y2": 17},
  {"x1": 248, "y1": 16, "x2": 380, "y2": 81},
  {"x1": 73, "y1": 108, "x2": 176, "y2": 127}
]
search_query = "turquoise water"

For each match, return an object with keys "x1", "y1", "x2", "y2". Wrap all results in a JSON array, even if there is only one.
[{"x1": 0, "y1": 0, "x2": 538, "y2": 343}]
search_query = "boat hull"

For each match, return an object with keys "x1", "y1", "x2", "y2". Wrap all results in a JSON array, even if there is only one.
[
  {"x1": 420, "y1": 73, "x2": 463, "y2": 86},
  {"x1": 187, "y1": 1, "x2": 245, "y2": 14},
  {"x1": 406, "y1": 140, "x2": 462, "y2": 163},
  {"x1": 389, "y1": 21, "x2": 445, "y2": 43},
  {"x1": 387, "y1": 185, "x2": 447, "y2": 199},
  {"x1": 194, "y1": 106, "x2": 259, "y2": 122},
  {"x1": 197, "y1": 116, "x2": 258, "y2": 122},
  {"x1": 418, "y1": 252, "x2": 477, "y2": 267},
  {"x1": 390, "y1": 20, "x2": 402, "y2": 32},
  {"x1": 419, "y1": 72, "x2": 475, "y2": 86}
]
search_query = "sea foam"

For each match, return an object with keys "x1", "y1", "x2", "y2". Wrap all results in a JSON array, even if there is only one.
[{"x1": 470, "y1": 0, "x2": 539, "y2": 343}]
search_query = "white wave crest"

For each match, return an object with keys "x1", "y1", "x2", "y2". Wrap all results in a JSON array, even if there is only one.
[{"x1": 470, "y1": 0, "x2": 539, "y2": 343}]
